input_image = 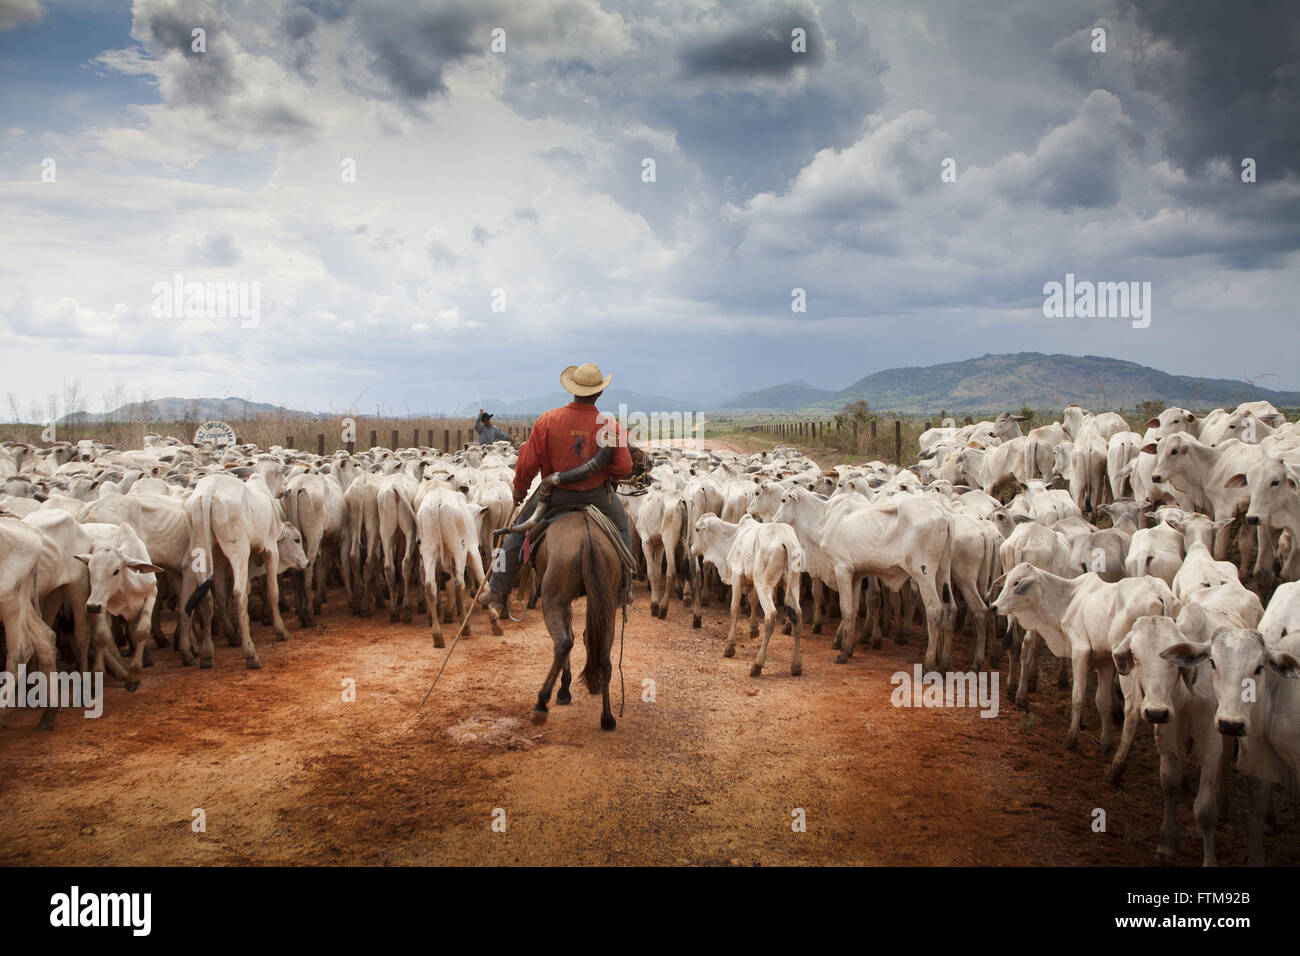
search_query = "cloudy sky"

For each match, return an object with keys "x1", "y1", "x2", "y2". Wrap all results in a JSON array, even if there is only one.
[{"x1": 1, "y1": 0, "x2": 1297, "y2": 416}]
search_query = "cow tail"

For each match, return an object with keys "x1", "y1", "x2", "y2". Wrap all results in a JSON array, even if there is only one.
[
  {"x1": 938, "y1": 515, "x2": 955, "y2": 606},
  {"x1": 184, "y1": 488, "x2": 216, "y2": 616},
  {"x1": 783, "y1": 539, "x2": 804, "y2": 625}
]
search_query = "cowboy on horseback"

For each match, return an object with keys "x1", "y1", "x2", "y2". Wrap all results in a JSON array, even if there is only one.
[{"x1": 478, "y1": 362, "x2": 639, "y2": 617}]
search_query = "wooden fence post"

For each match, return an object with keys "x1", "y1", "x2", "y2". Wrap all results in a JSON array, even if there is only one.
[
  {"x1": 369, "y1": 429, "x2": 377, "y2": 449},
  {"x1": 443, "y1": 428, "x2": 450, "y2": 452},
  {"x1": 456, "y1": 429, "x2": 462, "y2": 448},
  {"x1": 285, "y1": 435, "x2": 294, "y2": 449},
  {"x1": 413, "y1": 428, "x2": 419, "y2": 448},
  {"x1": 391, "y1": 429, "x2": 399, "y2": 449},
  {"x1": 894, "y1": 420, "x2": 902, "y2": 464},
  {"x1": 317, "y1": 433, "x2": 324, "y2": 456}
]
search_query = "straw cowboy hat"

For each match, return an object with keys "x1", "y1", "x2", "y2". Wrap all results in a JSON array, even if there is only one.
[{"x1": 560, "y1": 362, "x2": 613, "y2": 397}]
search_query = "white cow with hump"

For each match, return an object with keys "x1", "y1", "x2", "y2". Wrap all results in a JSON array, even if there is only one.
[
  {"x1": 184, "y1": 472, "x2": 308, "y2": 670},
  {"x1": 0, "y1": 518, "x2": 59, "y2": 729}
]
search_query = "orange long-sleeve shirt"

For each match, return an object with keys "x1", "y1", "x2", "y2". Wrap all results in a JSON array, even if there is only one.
[{"x1": 513, "y1": 402, "x2": 633, "y2": 494}]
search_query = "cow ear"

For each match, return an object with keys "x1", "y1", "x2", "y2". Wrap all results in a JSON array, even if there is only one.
[
  {"x1": 1160, "y1": 641, "x2": 1209, "y2": 668},
  {"x1": 1224, "y1": 473, "x2": 1247, "y2": 489},
  {"x1": 1012, "y1": 577, "x2": 1033, "y2": 596},
  {"x1": 1145, "y1": 417, "x2": 1160, "y2": 428},
  {"x1": 1112, "y1": 633, "x2": 1134, "y2": 676},
  {"x1": 74, "y1": 553, "x2": 92, "y2": 565},
  {"x1": 127, "y1": 561, "x2": 164, "y2": 574},
  {"x1": 1268, "y1": 650, "x2": 1300, "y2": 679},
  {"x1": 1141, "y1": 443, "x2": 1158, "y2": 454}
]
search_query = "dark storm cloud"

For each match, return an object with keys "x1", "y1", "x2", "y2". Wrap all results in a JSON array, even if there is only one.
[
  {"x1": 132, "y1": 0, "x2": 242, "y2": 106},
  {"x1": 353, "y1": 0, "x2": 485, "y2": 103},
  {"x1": 678, "y1": 3, "x2": 827, "y2": 77},
  {"x1": 1122, "y1": 0, "x2": 1300, "y2": 177}
]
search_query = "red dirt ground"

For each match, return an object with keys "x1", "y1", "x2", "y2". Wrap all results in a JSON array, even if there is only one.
[{"x1": 0, "y1": 585, "x2": 1295, "y2": 866}]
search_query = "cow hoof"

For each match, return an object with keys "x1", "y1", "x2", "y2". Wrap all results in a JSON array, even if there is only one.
[
  {"x1": 1154, "y1": 846, "x2": 1175, "y2": 862},
  {"x1": 276, "y1": 632, "x2": 290, "y2": 643},
  {"x1": 124, "y1": 680, "x2": 140, "y2": 693},
  {"x1": 432, "y1": 635, "x2": 445, "y2": 648},
  {"x1": 1016, "y1": 695, "x2": 1029, "y2": 712},
  {"x1": 601, "y1": 714, "x2": 616, "y2": 731},
  {"x1": 834, "y1": 652, "x2": 849, "y2": 665},
  {"x1": 1100, "y1": 740, "x2": 1115, "y2": 756},
  {"x1": 782, "y1": 624, "x2": 792, "y2": 636},
  {"x1": 791, "y1": 663, "x2": 803, "y2": 677},
  {"x1": 870, "y1": 637, "x2": 882, "y2": 649},
  {"x1": 36, "y1": 713, "x2": 54, "y2": 731},
  {"x1": 1064, "y1": 735, "x2": 1079, "y2": 751},
  {"x1": 1106, "y1": 764, "x2": 1125, "y2": 786},
  {"x1": 692, "y1": 616, "x2": 702, "y2": 629},
  {"x1": 649, "y1": 603, "x2": 659, "y2": 618},
  {"x1": 389, "y1": 611, "x2": 400, "y2": 624},
  {"x1": 557, "y1": 690, "x2": 572, "y2": 705},
  {"x1": 831, "y1": 636, "x2": 842, "y2": 650},
  {"x1": 723, "y1": 645, "x2": 736, "y2": 659},
  {"x1": 749, "y1": 663, "x2": 763, "y2": 678},
  {"x1": 658, "y1": 605, "x2": 668, "y2": 619},
  {"x1": 531, "y1": 706, "x2": 548, "y2": 725},
  {"x1": 199, "y1": 658, "x2": 213, "y2": 670},
  {"x1": 181, "y1": 656, "x2": 195, "y2": 668},
  {"x1": 812, "y1": 623, "x2": 822, "y2": 635},
  {"x1": 246, "y1": 657, "x2": 262, "y2": 670}
]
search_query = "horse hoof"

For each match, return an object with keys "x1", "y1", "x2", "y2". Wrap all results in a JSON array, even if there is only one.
[
  {"x1": 601, "y1": 714, "x2": 616, "y2": 731},
  {"x1": 557, "y1": 691, "x2": 571, "y2": 705},
  {"x1": 246, "y1": 657, "x2": 262, "y2": 670},
  {"x1": 531, "y1": 707, "x2": 548, "y2": 725},
  {"x1": 692, "y1": 616, "x2": 701, "y2": 629},
  {"x1": 124, "y1": 680, "x2": 140, "y2": 693},
  {"x1": 749, "y1": 663, "x2": 763, "y2": 678}
]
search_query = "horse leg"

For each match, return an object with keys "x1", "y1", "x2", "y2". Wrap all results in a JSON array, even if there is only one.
[
  {"x1": 554, "y1": 602, "x2": 574, "y2": 706},
  {"x1": 533, "y1": 602, "x2": 573, "y2": 724}
]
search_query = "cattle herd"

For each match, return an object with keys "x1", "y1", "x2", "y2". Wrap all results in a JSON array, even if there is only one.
[{"x1": 1, "y1": 397, "x2": 1298, "y2": 867}]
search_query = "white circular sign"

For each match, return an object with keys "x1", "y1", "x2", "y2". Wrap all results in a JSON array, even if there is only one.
[{"x1": 193, "y1": 420, "x2": 237, "y2": 447}]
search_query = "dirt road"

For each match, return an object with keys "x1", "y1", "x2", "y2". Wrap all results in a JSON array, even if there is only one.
[{"x1": 0, "y1": 589, "x2": 1292, "y2": 866}]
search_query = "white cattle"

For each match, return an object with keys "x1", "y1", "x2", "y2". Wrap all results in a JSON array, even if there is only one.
[
  {"x1": 1162, "y1": 628, "x2": 1300, "y2": 865},
  {"x1": 813, "y1": 494, "x2": 957, "y2": 670},
  {"x1": 375, "y1": 473, "x2": 420, "y2": 624},
  {"x1": 415, "y1": 485, "x2": 491, "y2": 647},
  {"x1": 1124, "y1": 521, "x2": 1183, "y2": 586},
  {"x1": 691, "y1": 514, "x2": 804, "y2": 676},
  {"x1": 1106, "y1": 431, "x2": 1143, "y2": 503},
  {"x1": 78, "y1": 521, "x2": 162, "y2": 685},
  {"x1": 989, "y1": 563, "x2": 1179, "y2": 781},
  {"x1": 634, "y1": 483, "x2": 688, "y2": 618},
  {"x1": 0, "y1": 518, "x2": 59, "y2": 729},
  {"x1": 1112, "y1": 614, "x2": 1227, "y2": 865},
  {"x1": 185, "y1": 473, "x2": 308, "y2": 669}
]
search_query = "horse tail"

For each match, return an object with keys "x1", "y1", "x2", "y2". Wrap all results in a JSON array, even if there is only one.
[{"x1": 579, "y1": 516, "x2": 615, "y2": 694}]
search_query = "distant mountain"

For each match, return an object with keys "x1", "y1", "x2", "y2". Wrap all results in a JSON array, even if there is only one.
[
  {"x1": 458, "y1": 386, "x2": 701, "y2": 418},
  {"x1": 723, "y1": 380, "x2": 834, "y2": 411},
  {"x1": 803, "y1": 353, "x2": 1300, "y2": 416},
  {"x1": 66, "y1": 397, "x2": 318, "y2": 423}
]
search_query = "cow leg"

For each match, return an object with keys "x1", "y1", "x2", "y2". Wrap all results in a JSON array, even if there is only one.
[
  {"x1": 1005, "y1": 622, "x2": 1022, "y2": 700},
  {"x1": 1064, "y1": 650, "x2": 1089, "y2": 750},
  {"x1": 724, "y1": 581, "x2": 743, "y2": 658},
  {"x1": 263, "y1": 554, "x2": 291, "y2": 644},
  {"x1": 750, "y1": 587, "x2": 778, "y2": 678},
  {"x1": 888, "y1": 587, "x2": 907, "y2": 644},
  {"x1": 1193, "y1": 731, "x2": 1224, "y2": 867},
  {"x1": 919, "y1": 582, "x2": 948, "y2": 672},
  {"x1": 1095, "y1": 658, "x2": 1117, "y2": 754},
  {"x1": 423, "y1": 560, "x2": 445, "y2": 648},
  {"x1": 810, "y1": 578, "x2": 824, "y2": 635},
  {"x1": 748, "y1": 588, "x2": 761, "y2": 638},
  {"x1": 1245, "y1": 776, "x2": 1271, "y2": 866},
  {"x1": 1056, "y1": 656, "x2": 1071, "y2": 688},
  {"x1": 1106, "y1": 672, "x2": 1141, "y2": 782},
  {"x1": 1155, "y1": 750, "x2": 1183, "y2": 861},
  {"x1": 833, "y1": 571, "x2": 860, "y2": 664},
  {"x1": 645, "y1": 542, "x2": 663, "y2": 618},
  {"x1": 866, "y1": 577, "x2": 883, "y2": 649}
]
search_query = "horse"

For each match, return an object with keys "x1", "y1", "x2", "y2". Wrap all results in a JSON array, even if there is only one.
[{"x1": 529, "y1": 510, "x2": 622, "y2": 731}]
